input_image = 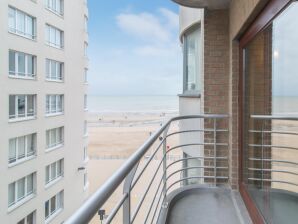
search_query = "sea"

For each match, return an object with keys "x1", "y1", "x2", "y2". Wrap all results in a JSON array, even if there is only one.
[
  {"x1": 88, "y1": 95, "x2": 179, "y2": 114},
  {"x1": 88, "y1": 95, "x2": 298, "y2": 115}
]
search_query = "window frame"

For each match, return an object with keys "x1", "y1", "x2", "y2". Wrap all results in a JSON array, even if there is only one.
[
  {"x1": 8, "y1": 173, "x2": 36, "y2": 209},
  {"x1": 45, "y1": 159, "x2": 64, "y2": 186},
  {"x1": 45, "y1": 191, "x2": 64, "y2": 221},
  {"x1": 45, "y1": 59, "x2": 64, "y2": 81},
  {"x1": 45, "y1": 94, "x2": 64, "y2": 115},
  {"x1": 8, "y1": 6, "x2": 36, "y2": 40},
  {"x1": 45, "y1": 0, "x2": 64, "y2": 16},
  {"x1": 182, "y1": 24, "x2": 202, "y2": 95},
  {"x1": 8, "y1": 133, "x2": 37, "y2": 165},
  {"x1": 45, "y1": 24, "x2": 64, "y2": 49},
  {"x1": 9, "y1": 95, "x2": 36, "y2": 121},
  {"x1": 46, "y1": 127, "x2": 64, "y2": 150},
  {"x1": 9, "y1": 50, "x2": 36, "y2": 79}
]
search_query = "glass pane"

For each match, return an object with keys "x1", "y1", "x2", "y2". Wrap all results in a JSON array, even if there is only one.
[
  {"x1": 51, "y1": 61, "x2": 56, "y2": 79},
  {"x1": 27, "y1": 174, "x2": 33, "y2": 193},
  {"x1": 27, "y1": 134, "x2": 35, "y2": 155},
  {"x1": 9, "y1": 138, "x2": 17, "y2": 163},
  {"x1": 46, "y1": 26, "x2": 50, "y2": 43},
  {"x1": 56, "y1": 30, "x2": 61, "y2": 47},
  {"x1": 27, "y1": 95, "x2": 35, "y2": 116},
  {"x1": 57, "y1": 160, "x2": 62, "y2": 175},
  {"x1": 50, "y1": 129, "x2": 57, "y2": 146},
  {"x1": 27, "y1": 212, "x2": 34, "y2": 224},
  {"x1": 185, "y1": 28, "x2": 200, "y2": 93},
  {"x1": 17, "y1": 219, "x2": 25, "y2": 224},
  {"x1": 46, "y1": 96, "x2": 50, "y2": 113},
  {"x1": 46, "y1": 59, "x2": 50, "y2": 78},
  {"x1": 8, "y1": 182, "x2": 15, "y2": 205},
  {"x1": 45, "y1": 201, "x2": 49, "y2": 218},
  {"x1": 18, "y1": 53, "x2": 25, "y2": 75},
  {"x1": 242, "y1": 2, "x2": 298, "y2": 223},
  {"x1": 46, "y1": 166, "x2": 50, "y2": 183},
  {"x1": 50, "y1": 196, "x2": 56, "y2": 213},
  {"x1": 17, "y1": 178, "x2": 25, "y2": 200},
  {"x1": 17, "y1": 11, "x2": 25, "y2": 34},
  {"x1": 27, "y1": 55, "x2": 34, "y2": 76},
  {"x1": 18, "y1": 136, "x2": 26, "y2": 159},
  {"x1": 46, "y1": 130, "x2": 50, "y2": 148},
  {"x1": 50, "y1": 27, "x2": 56, "y2": 45},
  {"x1": 9, "y1": 51, "x2": 15, "y2": 74},
  {"x1": 8, "y1": 7, "x2": 16, "y2": 31},
  {"x1": 51, "y1": 96, "x2": 56, "y2": 113},
  {"x1": 25, "y1": 16, "x2": 33, "y2": 38},
  {"x1": 51, "y1": 163, "x2": 56, "y2": 179},
  {"x1": 9, "y1": 95, "x2": 16, "y2": 118}
]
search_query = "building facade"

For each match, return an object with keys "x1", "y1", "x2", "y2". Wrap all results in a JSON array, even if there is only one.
[
  {"x1": 0, "y1": 0, "x2": 89, "y2": 223},
  {"x1": 176, "y1": 0, "x2": 298, "y2": 223}
]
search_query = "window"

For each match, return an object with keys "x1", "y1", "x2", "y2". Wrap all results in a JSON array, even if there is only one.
[
  {"x1": 46, "y1": 95, "x2": 64, "y2": 115},
  {"x1": 9, "y1": 133, "x2": 36, "y2": 165},
  {"x1": 84, "y1": 68, "x2": 88, "y2": 83},
  {"x1": 9, "y1": 95, "x2": 36, "y2": 120},
  {"x1": 45, "y1": 24, "x2": 64, "y2": 48},
  {"x1": 84, "y1": 121, "x2": 87, "y2": 136},
  {"x1": 46, "y1": 127, "x2": 64, "y2": 150},
  {"x1": 45, "y1": 159, "x2": 64, "y2": 185},
  {"x1": 17, "y1": 210, "x2": 36, "y2": 224},
  {"x1": 183, "y1": 26, "x2": 201, "y2": 94},
  {"x1": 8, "y1": 7, "x2": 36, "y2": 40},
  {"x1": 84, "y1": 94, "x2": 87, "y2": 110},
  {"x1": 8, "y1": 173, "x2": 36, "y2": 208},
  {"x1": 45, "y1": 191, "x2": 63, "y2": 220},
  {"x1": 83, "y1": 146, "x2": 88, "y2": 161},
  {"x1": 84, "y1": 15, "x2": 88, "y2": 32},
  {"x1": 84, "y1": 42, "x2": 88, "y2": 56},
  {"x1": 9, "y1": 50, "x2": 36, "y2": 78},
  {"x1": 46, "y1": 59, "x2": 64, "y2": 81},
  {"x1": 45, "y1": 0, "x2": 64, "y2": 15}
]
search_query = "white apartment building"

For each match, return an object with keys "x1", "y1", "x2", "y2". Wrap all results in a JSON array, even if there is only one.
[{"x1": 0, "y1": 0, "x2": 89, "y2": 223}]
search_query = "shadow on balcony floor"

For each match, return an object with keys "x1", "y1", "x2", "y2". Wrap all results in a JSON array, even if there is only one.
[{"x1": 165, "y1": 187, "x2": 251, "y2": 224}]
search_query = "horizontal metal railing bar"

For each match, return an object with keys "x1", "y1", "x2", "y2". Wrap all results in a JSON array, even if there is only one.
[
  {"x1": 248, "y1": 144, "x2": 298, "y2": 151},
  {"x1": 166, "y1": 157, "x2": 228, "y2": 170},
  {"x1": 248, "y1": 130, "x2": 298, "y2": 135},
  {"x1": 249, "y1": 158, "x2": 298, "y2": 166},
  {"x1": 248, "y1": 178, "x2": 298, "y2": 187},
  {"x1": 166, "y1": 176, "x2": 229, "y2": 194},
  {"x1": 248, "y1": 168, "x2": 298, "y2": 176},
  {"x1": 251, "y1": 115, "x2": 298, "y2": 120},
  {"x1": 166, "y1": 129, "x2": 228, "y2": 138},
  {"x1": 166, "y1": 166, "x2": 229, "y2": 182},
  {"x1": 105, "y1": 193, "x2": 128, "y2": 224},
  {"x1": 65, "y1": 114, "x2": 228, "y2": 224}
]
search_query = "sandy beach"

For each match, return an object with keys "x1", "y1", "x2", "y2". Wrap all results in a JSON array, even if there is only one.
[{"x1": 86, "y1": 111, "x2": 180, "y2": 223}]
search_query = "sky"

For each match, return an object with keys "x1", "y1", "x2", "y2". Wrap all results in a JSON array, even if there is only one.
[{"x1": 87, "y1": 0, "x2": 182, "y2": 96}]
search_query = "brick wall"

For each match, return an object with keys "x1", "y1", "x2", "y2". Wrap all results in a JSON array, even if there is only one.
[{"x1": 203, "y1": 9, "x2": 230, "y2": 184}]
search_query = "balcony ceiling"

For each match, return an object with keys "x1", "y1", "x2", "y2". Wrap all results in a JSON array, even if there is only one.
[{"x1": 171, "y1": 0, "x2": 231, "y2": 9}]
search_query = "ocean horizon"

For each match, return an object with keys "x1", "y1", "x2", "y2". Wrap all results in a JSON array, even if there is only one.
[{"x1": 88, "y1": 95, "x2": 179, "y2": 113}]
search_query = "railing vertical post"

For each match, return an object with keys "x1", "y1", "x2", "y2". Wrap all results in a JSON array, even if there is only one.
[
  {"x1": 123, "y1": 164, "x2": 139, "y2": 224},
  {"x1": 213, "y1": 118, "x2": 217, "y2": 186},
  {"x1": 162, "y1": 126, "x2": 170, "y2": 207}
]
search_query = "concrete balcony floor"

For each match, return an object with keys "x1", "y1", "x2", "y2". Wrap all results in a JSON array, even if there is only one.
[{"x1": 164, "y1": 187, "x2": 252, "y2": 224}]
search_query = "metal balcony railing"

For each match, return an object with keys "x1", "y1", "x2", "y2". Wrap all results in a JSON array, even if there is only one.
[
  {"x1": 65, "y1": 114, "x2": 229, "y2": 224},
  {"x1": 247, "y1": 115, "x2": 298, "y2": 188}
]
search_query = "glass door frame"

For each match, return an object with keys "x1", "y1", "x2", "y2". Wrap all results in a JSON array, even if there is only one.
[{"x1": 238, "y1": 0, "x2": 292, "y2": 223}]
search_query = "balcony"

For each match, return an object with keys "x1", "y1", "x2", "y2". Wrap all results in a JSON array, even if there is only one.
[{"x1": 65, "y1": 114, "x2": 252, "y2": 224}]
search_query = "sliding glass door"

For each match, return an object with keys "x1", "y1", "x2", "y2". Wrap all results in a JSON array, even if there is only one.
[{"x1": 242, "y1": 2, "x2": 298, "y2": 223}]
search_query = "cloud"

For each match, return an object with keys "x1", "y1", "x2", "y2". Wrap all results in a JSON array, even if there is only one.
[
  {"x1": 159, "y1": 8, "x2": 179, "y2": 29},
  {"x1": 116, "y1": 8, "x2": 179, "y2": 43}
]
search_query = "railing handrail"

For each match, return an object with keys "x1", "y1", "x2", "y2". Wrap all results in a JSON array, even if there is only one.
[
  {"x1": 251, "y1": 114, "x2": 298, "y2": 120},
  {"x1": 65, "y1": 114, "x2": 228, "y2": 224}
]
